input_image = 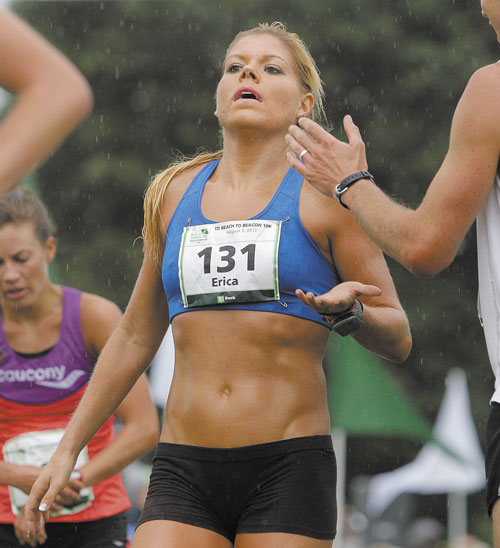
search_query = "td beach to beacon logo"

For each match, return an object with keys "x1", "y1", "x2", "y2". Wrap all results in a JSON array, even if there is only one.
[{"x1": 189, "y1": 227, "x2": 209, "y2": 242}]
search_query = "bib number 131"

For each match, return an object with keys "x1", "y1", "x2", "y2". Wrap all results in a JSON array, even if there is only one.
[
  {"x1": 179, "y1": 220, "x2": 282, "y2": 307},
  {"x1": 197, "y1": 244, "x2": 256, "y2": 274}
]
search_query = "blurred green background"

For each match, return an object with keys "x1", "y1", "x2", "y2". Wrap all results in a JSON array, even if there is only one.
[{"x1": 4, "y1": 0, "x2": 497, "y2": 541}]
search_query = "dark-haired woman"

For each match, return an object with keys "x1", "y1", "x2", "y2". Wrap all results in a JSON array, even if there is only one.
[{"x1": 0, "y1": 190, "x2": 158, "y2": 547}]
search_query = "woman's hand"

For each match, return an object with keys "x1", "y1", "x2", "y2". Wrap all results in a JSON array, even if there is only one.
[
  {"x1": 14, "y1": 507, "x2": 47, "y2": 547},
  {"x1": 24, "y1": 452, "x2": 77, "y2": 538},
  {"x1": 296, "y1": 281, "x2": 381, "y2": 317},
  {"x1": 13, "y1": 464, "x2": 81, "y2": 508}
]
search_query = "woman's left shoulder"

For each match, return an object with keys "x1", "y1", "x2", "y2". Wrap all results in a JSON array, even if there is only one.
[{"x1": 300, "y1": 178, "x2": 353, "y2": 233}]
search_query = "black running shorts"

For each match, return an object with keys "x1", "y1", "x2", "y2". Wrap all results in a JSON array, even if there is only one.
[{"x1": 137, "y1": 435, "x2": 337, "y2": 542}]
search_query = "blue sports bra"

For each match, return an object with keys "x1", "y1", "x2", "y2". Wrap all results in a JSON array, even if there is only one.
[{"x1": 162, "y1": 160, "x2": 341, "y2": 327}]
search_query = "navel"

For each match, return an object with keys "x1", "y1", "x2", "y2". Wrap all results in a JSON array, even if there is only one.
[{"x1": 219, "y1": 384, "x2": 232, "y2": 398}]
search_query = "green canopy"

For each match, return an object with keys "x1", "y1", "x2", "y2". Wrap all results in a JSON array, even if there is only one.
[{"x1": 325, "y1": 336, "x2": 433, "y2": 441}]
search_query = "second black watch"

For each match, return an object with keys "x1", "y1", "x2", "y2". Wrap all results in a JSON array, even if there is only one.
[{"x1": 334, "y1": 170, "x2": 374, "y2": 209}]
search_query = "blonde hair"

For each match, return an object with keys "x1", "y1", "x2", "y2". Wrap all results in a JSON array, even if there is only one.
[
  {"x1": 143, "y1": 150, "x2": 223, "y2": 266},
  {"x1": 143, "y1": 22, "x2": 324, "y2": 266}
]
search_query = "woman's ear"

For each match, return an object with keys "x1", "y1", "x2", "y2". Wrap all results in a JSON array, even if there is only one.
[
  {"x1": 45, "y1": 236, "x2": 56, "y2": 263},
  {"x1": 297, "y1": 92, "x2": 314, "y2": 121}
]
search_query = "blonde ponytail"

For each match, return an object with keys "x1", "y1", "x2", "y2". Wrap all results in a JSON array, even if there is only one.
[{"x1": 143, "y1": 150, "x2": 223, "y2": 267}]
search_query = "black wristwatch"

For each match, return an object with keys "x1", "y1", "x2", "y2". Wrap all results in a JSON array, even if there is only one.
[
  {"x1": 323, "y1": 299, "x2": 365, "y2": 336},
  {"x1": 335, "y1": 170, "x2": 374, "y2": 209}
]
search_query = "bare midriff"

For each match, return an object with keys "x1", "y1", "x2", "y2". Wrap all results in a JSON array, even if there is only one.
[{"x1": 161, "y1": 309, "x2": 331, "y2": 448}]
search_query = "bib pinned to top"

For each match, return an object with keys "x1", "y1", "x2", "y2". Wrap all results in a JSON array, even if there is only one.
[{"x1": 179, "y1": 219, "x2": 282, "y2": 307}]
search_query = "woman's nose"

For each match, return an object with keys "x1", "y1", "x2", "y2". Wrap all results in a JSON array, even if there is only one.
[
  {"x1": 240, "y1": 66, "x2": 258, "y2": 81},
  {"x1": 3, "y1": 262, "x2": 20, "y2": 282}
]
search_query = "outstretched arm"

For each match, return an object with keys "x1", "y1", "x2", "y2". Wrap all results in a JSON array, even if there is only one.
[
  {"x1": 24, "y1": 255, "x2": 168, "y2": 535},
  {"x1": 286, "y1": 64, "x2": 500, "y2": 276},
  {"x1": 0, "y1": 10, "x2": 93, "y2": 192},
  {"x1": 73, "y1": 294, "x2": 159, "y2": 488}
]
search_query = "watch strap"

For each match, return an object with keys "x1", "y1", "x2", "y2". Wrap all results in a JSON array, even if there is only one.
[{"x1": 335, "y1": 170, "x2": 374, "y2": 209}]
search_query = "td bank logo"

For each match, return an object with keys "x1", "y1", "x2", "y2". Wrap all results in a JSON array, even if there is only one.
[{"x1": 217, "y1": 296, "x2": 225, "y2": 304}]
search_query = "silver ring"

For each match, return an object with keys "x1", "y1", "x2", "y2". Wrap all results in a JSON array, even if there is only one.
[{"x1": 299, "y1": 149, "x2": 309, "y2": 161}]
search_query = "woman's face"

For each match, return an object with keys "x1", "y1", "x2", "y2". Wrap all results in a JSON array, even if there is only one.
[
  {"x1": 215, "y1": 33, "x2": 313, "y2": 135},
  {"x1": 0, "y1": 221, "x2": 55, "y2": 309},
  {"x1": 481, "y1": 0, "x2": 500, "y2": 41}
]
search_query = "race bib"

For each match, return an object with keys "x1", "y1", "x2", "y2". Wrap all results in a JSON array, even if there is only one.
[
  {"x1": 3, "y1": 429, "x2": 94, "y2": 516},
  {"x1": 179, "y1": 220, "x2": 282, "y2": 307}
]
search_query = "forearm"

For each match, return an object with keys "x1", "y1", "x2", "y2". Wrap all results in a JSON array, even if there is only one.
[
  {"x1": 287, "y1": 117, "x2": 458, "y2": 276},
  {"x1": 0, "y1": 462, "x2": 38, "y2": 491},
  {"x1": 341, "y1": 180, "x2": 435, "y2": 274},
  {"x1": 77, "y1": 371, "x2": 160, "y2": 486},
  {"x1": 0, "y1": 10, "x2": 93, "y2": 192},
  {"x1": 77, "y1": 421, "x2": 158, "y2": 487},
  {"x1": 56, "y1": 327, "x2": 155, "y2": 459},
  {"x1": 0, "y1": 81, "x2": 92, "y2": 192},
  {"x1": 351, "y1": 303, "x2": 412, "y2": 363},
  {"x1": 0, "y1": 461, "x2": 16, "y2": 485}
]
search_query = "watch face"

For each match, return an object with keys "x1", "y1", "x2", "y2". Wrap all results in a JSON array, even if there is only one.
[{"x1": 332, "y1": 315, "x2": 364, "y2": 336}]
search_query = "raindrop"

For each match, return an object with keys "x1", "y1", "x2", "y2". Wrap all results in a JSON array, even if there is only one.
[{"x1": 347, "y1": 86, "x2": 371, "y2": 110}]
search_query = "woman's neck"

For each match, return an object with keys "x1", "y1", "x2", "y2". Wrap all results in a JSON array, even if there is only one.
[{"x1": 217, "y1": 128, "x2": 291, "y2": 190}]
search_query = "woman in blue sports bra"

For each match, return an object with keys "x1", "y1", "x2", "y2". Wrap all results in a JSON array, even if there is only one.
[{"x1": 26, "y1": 22, "x2": 411, "y2": 548}]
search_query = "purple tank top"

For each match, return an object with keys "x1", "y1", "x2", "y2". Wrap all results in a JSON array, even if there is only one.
[{"x1": 0, "y1": 286, "x2": 95, "y2": 405}]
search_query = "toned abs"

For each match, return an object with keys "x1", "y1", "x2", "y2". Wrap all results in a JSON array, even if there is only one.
[{"x1": 162, "y1": 309, "x2": 331, "y2": 448}]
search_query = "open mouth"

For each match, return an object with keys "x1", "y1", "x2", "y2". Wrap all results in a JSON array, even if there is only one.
[
  {"x1": 234, "y1": 88, "x2": 262, "y2": 101},
  {"x1": 6, "y1": 288, "x2": 26, "y2": 299}
]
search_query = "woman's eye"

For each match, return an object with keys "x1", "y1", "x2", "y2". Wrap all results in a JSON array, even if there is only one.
[
  {"x1": 266, "y1": 66, "x2": 282, "y2": 74},
  {"x1": 227, "y1": 64, "x2": 241, "y2": 73}
]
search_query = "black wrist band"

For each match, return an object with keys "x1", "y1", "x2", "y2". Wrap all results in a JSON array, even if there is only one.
[
  {"x1": 335, "y1": 170, "x2": 374, "y2": 209},
  {"x1": 322, "y1": 299, "x2": 365, "y2": 336}
]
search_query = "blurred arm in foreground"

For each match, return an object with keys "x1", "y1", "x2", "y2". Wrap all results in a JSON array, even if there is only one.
[{"x1": 0, "y1": 10, "x2": 93, "y2": 192}]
